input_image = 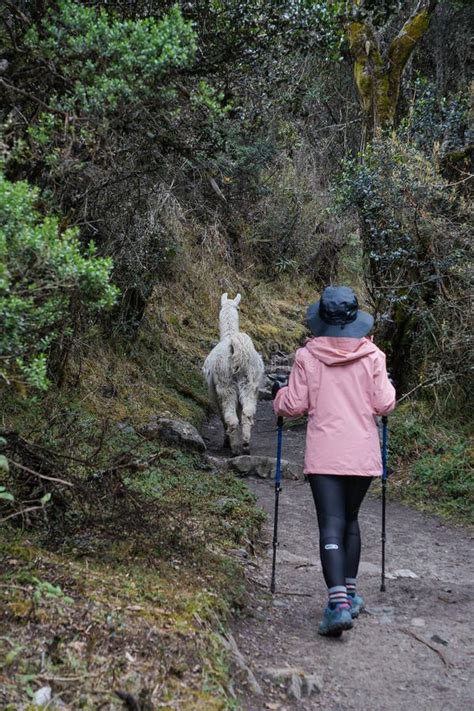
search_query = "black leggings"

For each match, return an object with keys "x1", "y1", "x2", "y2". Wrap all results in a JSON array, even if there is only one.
[{"x1": 309, "y1": 475, "x2": 373, "y2": 589}]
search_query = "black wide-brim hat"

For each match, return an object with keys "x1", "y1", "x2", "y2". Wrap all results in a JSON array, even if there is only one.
[{"x1": 306, "y1": 286, "x2": 374, "y2": 338}]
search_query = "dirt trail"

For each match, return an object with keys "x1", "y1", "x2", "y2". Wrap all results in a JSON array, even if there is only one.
[{"x1": 203, "y1": 401, "x2": 474, "y2": 711}]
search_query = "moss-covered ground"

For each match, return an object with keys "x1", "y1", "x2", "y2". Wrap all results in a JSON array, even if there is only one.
[
  {"x1": 383, "y1": 402, "x2": 473, "y2": 525},
  {"x1": 0, "y1": 449, "x2": 262, "y2": 709}
]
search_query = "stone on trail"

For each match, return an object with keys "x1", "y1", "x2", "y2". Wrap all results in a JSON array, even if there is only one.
[
  {"x1": 392, "y1": 568, "x2": 419, "y2": 579},
  {"x1": 206, "y1": 454, "x2": 226, "y2": 472},
  {"x1": 272, "y1": 599, "x2": 287, "y2": 608},
  {"x1": 229, "y1": 455, "x2": 303, "y2": 480},
  {"x1": 357, "y1": 563, "x2": 418, "y2": 580},
  {"x1": 141, "y1": 417, "x2": 206, "y2": 452},
  {"x1": 265, "y1": 667, "x2": 322, "y2": 700},
  {"x1": 365, "y1": 606, "x2": 395, "y2": 624},
  {"x1": 220, "y1": 633, "x2": 263, "y2": 696}
]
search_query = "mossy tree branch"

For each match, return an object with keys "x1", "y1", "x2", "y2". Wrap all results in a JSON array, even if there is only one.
[{"x1": 346, "y1": 0, "x2": 438, "y2": 135}]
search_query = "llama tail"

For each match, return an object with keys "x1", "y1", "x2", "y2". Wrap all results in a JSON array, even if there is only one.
[{"x1": 229, "y1": 334, "x2": 249, "y2": 375}]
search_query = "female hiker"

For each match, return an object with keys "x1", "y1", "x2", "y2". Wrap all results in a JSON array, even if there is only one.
[{"x1": 273, "y1": 286, "x2": 396, "y2": 636}]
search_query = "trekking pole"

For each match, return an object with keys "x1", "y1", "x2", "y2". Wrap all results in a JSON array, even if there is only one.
[
  {"x1": 270, "y1": 416, "x2": 283, "y2": 594},
  {"x1": 380, "y1": 415, "x2": 388, "y2": 592}
]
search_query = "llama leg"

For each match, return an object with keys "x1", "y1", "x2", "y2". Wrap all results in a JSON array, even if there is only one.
[
  {"x1": 241, "y1": 390, "x2": 258, "y2": 455},
  {"x1": 216, "y1": 386, "x2": 240, "y2": 455},
  {"x1": 208, "y1": 380, "x2": 229, "y2": 447}
]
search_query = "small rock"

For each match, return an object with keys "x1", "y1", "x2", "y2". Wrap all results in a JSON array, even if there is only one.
[
  {"x1": 410, "y1": 617, "x2": 426, "y2": 627},
  {"x1": 229, "y1": 455, "x2": 303, "y2": 480},
  {"x1": 288, "y1": 673, "x2": 302, "y2": 701},
  {"x1": 206, "y1": 454, "x2": 226, "y2": 471},
  {"x1": 266, "y1": 668, "x2": 322, "y2": 700},
  {"x1": 391, "y1": 569, "x2": 419, "y2": 579},
  {"x1": 365, "y1": 606, "x2": 394, "y2": 624},
  {"x1": 229, "y1": 547, "x2": 250, "y2": 560},
  {"x1": 431, "y1": 634, "x2": 448, "y2": 646},
  {"x1": 142, "y1": 417, "x2": 206, "y2": 452},
  {"x1": 32, "y1": 686, "x2": 52, "y2": 706},
  {"x1": 220, "y1": 633, "x2": 262, "y2": 696},
  {"x1": 305, "y1": 673, "x2": 322, "y2": 696}
]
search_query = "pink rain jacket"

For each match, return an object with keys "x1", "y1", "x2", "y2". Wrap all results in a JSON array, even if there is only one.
[{"x1": 273, "y1": 337, "x2": 396, "y2": 476}]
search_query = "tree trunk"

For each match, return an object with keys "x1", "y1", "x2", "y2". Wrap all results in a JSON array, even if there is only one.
[
  {"x1": 345, "y1": 2, "x2": 438, "y2": 389},
  {"x1": 346, "y1": 1, "x2": 437, "y2": 140}
]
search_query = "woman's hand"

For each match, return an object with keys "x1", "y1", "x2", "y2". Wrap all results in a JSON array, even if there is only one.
[{"x1": 271, "y1": 376, "x2": 288, "y2": 399}]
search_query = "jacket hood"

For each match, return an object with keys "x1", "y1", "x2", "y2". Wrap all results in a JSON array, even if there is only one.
[{"x1": 304, "y1": 336, "x2": 377, "y2": 366}]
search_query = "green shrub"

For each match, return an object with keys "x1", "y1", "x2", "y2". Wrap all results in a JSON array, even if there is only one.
[
  {"x1": 0, "y1": 171, "x2": 118, "y2": 390},
  {"x1": 389, "y1": 405, "x2": 473, "y2": 522},
  {"x1": 399, "y1": 76, "x2": 470, "y2": 155},
  {"x1": 24, "y1": 1, "x2": 196, "y2": 116},
  {"x1": 336, "y1": 138, "x2": 472, "y2": 405}
]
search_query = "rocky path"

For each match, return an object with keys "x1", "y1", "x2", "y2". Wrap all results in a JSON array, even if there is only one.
[{"x1": 202, "y1": 399, "x2": 474, "y2": 711}]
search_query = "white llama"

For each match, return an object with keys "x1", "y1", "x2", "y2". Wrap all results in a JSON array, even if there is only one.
[{"x1": 203, "y1": 293, "x2": 264, "y2": 455}]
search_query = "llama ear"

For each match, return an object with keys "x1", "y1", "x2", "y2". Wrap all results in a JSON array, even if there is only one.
[
  {"x1": 234, "y1": 293, "x2": 241, "y2": 306},
  {"x1": 221, "y1": 292, "x2": 228, "y2": 305}
]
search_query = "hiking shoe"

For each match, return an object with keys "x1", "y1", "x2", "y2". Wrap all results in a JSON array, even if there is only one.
[
  {"x1": 318, "y1": 604, "x2": 353, "y2": 637},
  {"x1": 348, "y1": 593, "x2": 365, "y2": 619}
]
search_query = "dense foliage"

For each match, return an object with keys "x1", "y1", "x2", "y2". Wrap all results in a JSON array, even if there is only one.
[
  {"x1": 337, "y1": 138, "x2": 472, "y2": 402},
  {"x1": 0, "y1": 171, "x2": 117, "y2": 390}
]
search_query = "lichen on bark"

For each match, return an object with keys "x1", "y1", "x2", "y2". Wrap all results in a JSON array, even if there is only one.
[{"x1": 346, "y1": 2, "x2": 438, "y2": 135}]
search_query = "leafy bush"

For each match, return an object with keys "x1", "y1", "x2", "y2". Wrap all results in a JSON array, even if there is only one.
[
  {"x1": 389, "y1": 404, "x2": 473, "y2": 522},
  {"x1": 336, "y1": 138, "x2": 472, "y2": 405},
  {"x1": 399, "y1": 76, "x2": 470, "y2": 155},
  {"x1": 24, "y1": 1, "x2": 196, "y2": 116},
  {"x1": 0, "y1": 171, "x2": 118, "y2": 390}
]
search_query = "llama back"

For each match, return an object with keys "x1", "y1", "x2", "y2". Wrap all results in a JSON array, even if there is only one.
[{"x1": 230, "y1": 333, "x2": 264, "y2": 384}]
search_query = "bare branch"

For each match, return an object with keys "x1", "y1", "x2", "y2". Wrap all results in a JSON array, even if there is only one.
[
  {"x1": 0, "y1": 78, "x2": 66, "y2": 116},
  {"x1": 8, "y1": 458, "x2": 74, "y2": 487}
]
